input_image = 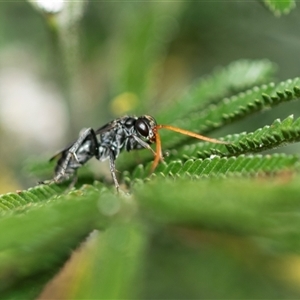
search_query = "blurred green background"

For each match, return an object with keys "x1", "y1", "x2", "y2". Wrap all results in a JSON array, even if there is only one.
[{"x1": 0, "y1": 1, "x2": 299, "y2": 192}]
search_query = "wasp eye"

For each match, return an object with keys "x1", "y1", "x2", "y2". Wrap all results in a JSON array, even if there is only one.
[{"x1": 135, "y1": 118, "x2": 149, "y2": 137}]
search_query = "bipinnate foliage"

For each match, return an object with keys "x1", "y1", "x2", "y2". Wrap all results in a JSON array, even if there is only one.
[{"x1": 2, "y1": 58, "x2": 300, "y2": 299}]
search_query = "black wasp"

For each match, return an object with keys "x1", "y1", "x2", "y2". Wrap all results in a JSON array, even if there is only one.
[{"x1": 43, "y1": 115, "x2": 227, "y2": 191}]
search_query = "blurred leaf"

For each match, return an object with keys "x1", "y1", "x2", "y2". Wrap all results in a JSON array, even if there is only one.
[
  {"x1": 68, "y1": 223, "x2": 147, "y2": 299},
  {"x1": 263, "y1": 0, "x2": 296, "y2": 16},
  {"x1": 134, "y1": 177, "x2": 300, "y2": 239},
  {"x1": 22, "y1": 157, "x2": 55, "y2": 179},
  {"x1": 0, "y1": 184, "x2": 112, "y2": 292},
  {"x1": 107, "y1": 3, "x2": 183, "y2": 114},
  {"x1": 140, "y1": 228, "x2": 297, "y2": 299},
  {"x1": 1, "y1": 273, "x2": 53, "y2": 300}
]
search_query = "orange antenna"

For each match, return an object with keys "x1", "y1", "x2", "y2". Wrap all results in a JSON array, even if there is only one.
[
  {"x1": 156, "y1": 124, "x2": 228, "y2": 144},
  {"x1": 151, "y1": 124, "x2": 228, "y2": 172}
]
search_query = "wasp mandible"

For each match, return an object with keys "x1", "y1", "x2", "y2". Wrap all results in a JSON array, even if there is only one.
[{"x1": 43, "y1": 115, "x2": 227, "y2": 190}]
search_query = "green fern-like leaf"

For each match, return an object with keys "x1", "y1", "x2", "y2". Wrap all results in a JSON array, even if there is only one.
[
  {"x1": 4, "y1": 3, "x2": 300, "y2": 298},
  {"x1": 5, "y1": 60, "x2": 300, "y2": 298},
  {"x1": 174, "y1": 115, "x2": 300, "y2": 160},
  {"x1": 0, "y1": 184, "x2": 65, "y2": 212},
  {"x1": 127, "y1": 154, "x2": 299, "y2": 184},
  {"x1": 158, "y1": 59, "x2": 277, "y2": 123},
  {"x1": 161, "y1": 78, "x2": 300, "y2": 149}
]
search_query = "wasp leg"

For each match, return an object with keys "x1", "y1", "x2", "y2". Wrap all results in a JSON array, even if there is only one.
[
  {"x1": 38, "y1": 180, "x2": 50, "y2": 185},
  {"x1": 68, "y1": 174, "x2": 78, "y2": 189},
  {"x1": 132, "y1": 135, "x2": 157, "y2": 156},
  {"x1": 108, "y1": 152, "x2": 120, "y2": 192},
  {"x1": 53, "y1": 128, "x2": 99, "y2": 184}
]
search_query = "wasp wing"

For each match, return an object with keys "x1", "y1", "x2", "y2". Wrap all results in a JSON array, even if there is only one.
[
  {"x1": 95, "y1": 119, "x2": 116, "y2": 134},
  {"x1": 49, "y1": 141, "x2": 75, "y2": 162}
]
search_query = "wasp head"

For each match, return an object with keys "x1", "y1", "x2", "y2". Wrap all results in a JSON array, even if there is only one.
[{"x1": 135, "y1": 115, "x2": 157, "y2": 143}]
